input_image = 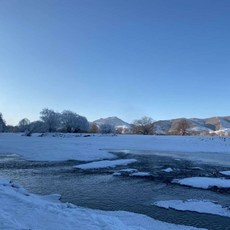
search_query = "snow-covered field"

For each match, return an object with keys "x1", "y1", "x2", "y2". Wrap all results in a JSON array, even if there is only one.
[
  {"x1": 0, "y1": 133, "x2": 230, "y2": 162},
  {"x1": 1, "y1": 133, "x2": 230, "y2": 229}
]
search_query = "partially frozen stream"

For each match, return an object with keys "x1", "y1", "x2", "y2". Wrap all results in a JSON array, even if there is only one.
[{"x1": 1, "y1": 151, "x2": 230, "y2": 229}]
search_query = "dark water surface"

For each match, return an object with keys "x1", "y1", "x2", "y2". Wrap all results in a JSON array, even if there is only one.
[{"x1": 1, "y1": 152, "x2": 230, "y2": 230}]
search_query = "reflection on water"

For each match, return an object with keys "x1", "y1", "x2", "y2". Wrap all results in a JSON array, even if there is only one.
[{"x1": 1, "y1": 151, "x2": 230, "y2": 229}]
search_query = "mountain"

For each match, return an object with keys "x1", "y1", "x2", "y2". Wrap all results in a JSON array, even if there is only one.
[
  {"x1": 92, "y1": 116, "x2": 230, "y2": 135},
  {"x1": 93, "y1": 116, "x2": 131, "y2": 131},
  {"x1": 154, "y1": 116, "x2": 230, "y2": 135}
]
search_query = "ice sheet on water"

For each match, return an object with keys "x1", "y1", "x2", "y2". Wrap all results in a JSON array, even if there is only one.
[
  {"x1": 154, "y1": 199, "x2": 230, "y2": 217},
  {"x1": 130, "y1": 172, "x2": 151, "y2": 177},
  {"x1": 173, "y1": 177, "x2": 230, "y2": 189},
  {"x1": 73, "y1": 159, "x2": 137, "y2": 169},
  {"x1": 219, "y1": 171, "x2": 230, "y2": 176},
  {"x1": 162, "y1": 167, "x2": 173, "y2": 173}
]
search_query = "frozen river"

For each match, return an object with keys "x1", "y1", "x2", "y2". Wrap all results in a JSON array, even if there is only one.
[{"x1": 1, "y1": 151, "x2": 230, "y2": 229}]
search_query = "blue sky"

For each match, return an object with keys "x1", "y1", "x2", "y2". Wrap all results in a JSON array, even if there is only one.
[{"x1": 0, "y1": 0, "x2": 230, "y2": 125}]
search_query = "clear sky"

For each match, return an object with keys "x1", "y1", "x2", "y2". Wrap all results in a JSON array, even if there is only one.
[{"x1": 0, "y1": 0, "x2": 230, "y2": 125}]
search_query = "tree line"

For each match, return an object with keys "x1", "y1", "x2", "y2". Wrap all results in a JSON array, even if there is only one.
[{"x1": 0, "y1": 110, "x2": 192, "y2": 135}]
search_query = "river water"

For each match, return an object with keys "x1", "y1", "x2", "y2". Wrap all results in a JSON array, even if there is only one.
[{"x1": 1, "y1": 151, "x2": 230, "y2": 230}]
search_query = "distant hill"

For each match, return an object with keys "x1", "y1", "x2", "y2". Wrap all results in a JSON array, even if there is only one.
[
  {"x1": 93, "y1": 116, "x2": 131, "y2": 131},
  {"x1": 92, "y1": 116, "x2": 230, "y2": 135},
  {"x1": 154, "y1": 116, "x2": 230, "y2": 135}
]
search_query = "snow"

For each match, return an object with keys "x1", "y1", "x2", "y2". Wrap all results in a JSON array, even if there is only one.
[
  {"x1": 162, "y1": 167, "x2": 173, "y2": 173},
  {"x1": 0, "y1": 133, "x2": 115, "y2": 162},
  {"x1": 112, "y1": 168, "x2": 151, "y2": 177},
  {"x1": 113, "y1": 172, "x2": 122, "y2": 176},
  {"x1": 119, "y1": 168, "x2": 138, "y2": 173},
  {"x1": 94, "y1": 116, "x2": 130, "y2": 128},
  {"x1": 73, "y1": 159, "x2": 137, "y2": 169},
  {"x1": 154, "y1": 199, "x2": 230, "y2": 217},
  {"x1": 219, "y1": 171, "x2": 230, "y2": 176},
  {"x1": 1, "y1": 133, "x2": 230, "y2": 163},
  {"x1": 188, "y1": 126, "x2": 211, "y2": 132},
  {"x1": 0, "y1": 179, "x2": 205, "y2": 230},
  {"x1": 173, "y1": 177, "x2": 230, "y2": 189},
  {"x1": 130, "y1": 172, "x2": 151, "y2": 177},
  {"x1": 211, "y1": 128, "x2": 230, "y2": 136},
  {"x1": 1, "y1": 133, "x2": 230, "y2": 229}
]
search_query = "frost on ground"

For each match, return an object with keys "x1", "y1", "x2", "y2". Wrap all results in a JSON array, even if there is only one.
[
  {"x1": 73, "y1": 159, "x2": 137, "y2": 169},
  {"x1": 0, "y1": 179, "x2": 206, "y2": 230},
  {"x1": 154, "y1": 199, "x2": 230, "y2": 217},
  {"x1": 173, "y1": 177, "x2": 230, "y2": 189}
]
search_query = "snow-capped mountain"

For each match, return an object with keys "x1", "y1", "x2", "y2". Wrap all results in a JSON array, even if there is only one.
[{"x1": 93, "y1": 116, "x2": 131, "y2": 131}]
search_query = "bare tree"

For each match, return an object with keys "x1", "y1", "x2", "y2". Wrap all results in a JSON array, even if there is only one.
[
  {"x1": 89, "y1": 122, "x2": 99, "y2": 133},
  {"x1": 18, "y1": 118, "x2": 30, "y2": 132},
  {"x1": 175, "y1": 119, "x2": 190, "y2": 135},
  {"x1": 132, "y1": 116, "x2": 154, "y2": 135},
  {"x1": 115, "y1": 127, "x2": 124, "y2": 134}
]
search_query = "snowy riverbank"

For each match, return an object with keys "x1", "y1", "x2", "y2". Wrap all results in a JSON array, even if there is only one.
[
  {"x1": 1, "y1": 133, "x2": 230, "y2": 229},
  {"x1": 0, "y1": 179, "x2": 205, "y2": 230}
]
